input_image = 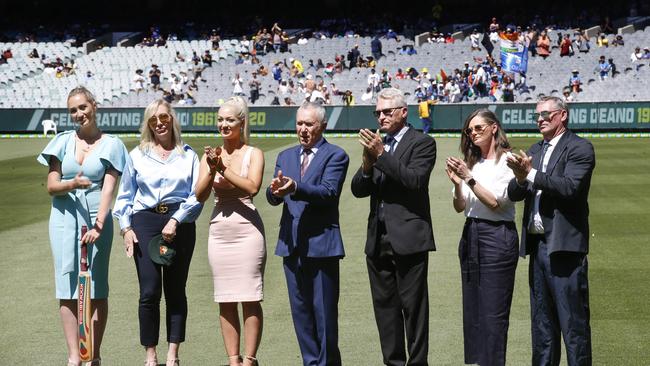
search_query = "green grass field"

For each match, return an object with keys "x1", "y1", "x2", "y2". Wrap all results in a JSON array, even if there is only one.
[{"x1": 0, "y1": 135, "x2": 648, "y2": 365}]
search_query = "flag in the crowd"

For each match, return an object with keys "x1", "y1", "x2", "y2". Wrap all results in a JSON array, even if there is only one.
[
  {"x1": 481, "y1": 32, "x2": 494, "y2": 55},
  {"x1": 499, "y1": 32, "x2": 528, "y2": 74}
]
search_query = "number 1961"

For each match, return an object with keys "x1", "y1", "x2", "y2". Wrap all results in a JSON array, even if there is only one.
[{"x1": 638, "y1": 108, "x2": 650, "y2": 123}]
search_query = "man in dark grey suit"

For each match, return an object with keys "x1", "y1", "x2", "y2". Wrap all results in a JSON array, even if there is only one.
[
  {"x1": 507, "y1": 96, "x2": 595, "y2": 366},
  {"x1": 351, "y1": 88, "x2": 436, "y2": 366}
]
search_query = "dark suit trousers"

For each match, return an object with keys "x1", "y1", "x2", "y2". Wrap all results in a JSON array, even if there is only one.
[
  {"x1": 283, "y1": 254, "x2": 342, "y2": 366},
  {"x1": 529, "y1": 235, "x2": 592, "y2": 366},
  {"x1": 366, "y1": 231, "x2": 429, "y2": 366}
]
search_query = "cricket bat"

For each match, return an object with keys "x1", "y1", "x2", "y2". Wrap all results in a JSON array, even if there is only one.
[{"x1": 78, "y1": 225, "x2": 93, "y2": 362}]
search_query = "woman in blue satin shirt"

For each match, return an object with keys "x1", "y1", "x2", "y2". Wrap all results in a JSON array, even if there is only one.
[{"x1": 113, "y1": 99, "x2": 202, "y2": 366}]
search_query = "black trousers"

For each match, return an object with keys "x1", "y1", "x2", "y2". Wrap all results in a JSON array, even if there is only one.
[
  {"x1": 528, "y1": 235, "x2": 592, "y2": 366},
  {"x1": 367, "y1": 219, "x2": 429, "y2": 366},
  {"x1": 459, "y1": 218, "x2": 518, "y2": 366},
  {"x1": 131, "y1": 206, "x2": 196, "y2": 346}
]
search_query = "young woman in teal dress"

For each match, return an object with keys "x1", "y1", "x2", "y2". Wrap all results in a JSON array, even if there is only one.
[{"x1": 38, "y1": 86, "x2": 128, "y2": 366}]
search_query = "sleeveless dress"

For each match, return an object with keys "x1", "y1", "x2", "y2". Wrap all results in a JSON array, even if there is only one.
[
  {"x1": 208, "y1": 146, "x2": 266, "y2": 302},
  {"x1": 37, "y1": 130, "x2": 128, "y2": 299}
]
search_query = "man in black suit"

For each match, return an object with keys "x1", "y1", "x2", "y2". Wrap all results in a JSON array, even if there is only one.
[
  {"x1": 507, "y1": 96, "x2": 595, "y2": 366},
  {"x1": 351, "y1": 88, "x2": 436, "y2": 366}
]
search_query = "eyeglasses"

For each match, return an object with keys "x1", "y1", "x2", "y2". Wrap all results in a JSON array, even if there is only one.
[
  {"x1": 148, "y1": 113, "x2": 171, "y2": 126},
  {"x1": 373, "y1": 107, "x2": 403, "y2": 118},
  {"x1": 533, "y1": 109, "x2": 561, "y2": 121},
  {"x1": 464, "y1": 124, "x2": 490, "y2": 136}
]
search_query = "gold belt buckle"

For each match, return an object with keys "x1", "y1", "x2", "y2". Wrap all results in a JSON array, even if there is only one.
[{"x1": 154, "y1": 203, "x2": 169, "y2": 214}]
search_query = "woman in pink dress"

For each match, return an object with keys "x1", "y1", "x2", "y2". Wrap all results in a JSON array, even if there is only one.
[{"x1": 195, "y1": 96, "x2": 266, "y2": 366}]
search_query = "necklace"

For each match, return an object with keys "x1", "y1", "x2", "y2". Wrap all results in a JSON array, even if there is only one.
[
  {"x1": 156, "y1": 145, "x2": 174, "y2": 160},
  {"x1": 76, "y1": 132, "x2": 102, "y2": 152}
]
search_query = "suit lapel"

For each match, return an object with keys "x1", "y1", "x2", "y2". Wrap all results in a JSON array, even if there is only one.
[
  {"x1": 531, "y1": 141, "x2": 545, "y2": 170},
  {"x1": 392, "y1": 127, "x2": 416, "y2": 160},
  {"x1": 545, "y1": 131, "x2": 572, "y2": 175}
]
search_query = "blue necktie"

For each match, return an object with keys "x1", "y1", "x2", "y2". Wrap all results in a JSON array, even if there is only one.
[{"x1": 385, "y1": 135, "x2": 396, "y2": 155}]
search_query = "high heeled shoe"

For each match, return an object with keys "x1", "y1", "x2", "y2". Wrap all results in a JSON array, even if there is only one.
[
  {"x1": 228, "y1": 354, "x2": 243, "y2": 366},
  {"x1": 244, "y1": 355, "x2": 259, "y2": 366}
]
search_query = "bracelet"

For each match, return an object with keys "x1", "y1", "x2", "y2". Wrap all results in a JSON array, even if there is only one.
[{"x1": 120, "y1": 227, "x2": 133, "y2": 237}]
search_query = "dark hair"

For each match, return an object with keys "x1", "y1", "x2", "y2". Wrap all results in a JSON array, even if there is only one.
[{"x1": 460, "y1": 108, "x2": 511, "y2": 169}]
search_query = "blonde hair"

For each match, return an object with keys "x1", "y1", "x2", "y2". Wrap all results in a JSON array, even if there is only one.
[
  {"x1": 139, "y1": 99, "x2": 184, "y2": 152},
  {"x1": 68, "y1": 86, "x2": 97, "y2": 106},
  {"x1": 219, "y1": 96, "x2": 250, "y2": 144}
]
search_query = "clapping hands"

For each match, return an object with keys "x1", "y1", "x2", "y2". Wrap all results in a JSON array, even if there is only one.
[
  {"x1": 445, "y1": 157, "x2": 471, "y2": 184},
  {"x1": 269, "y1": 170, "x2": 295, "y2": 197},
  {"x1": 505, "y1": 150, "x2": 532, "y2": 183},
  {"x1": 204, "y1": 146, "x2": 224, "y2": 174}
]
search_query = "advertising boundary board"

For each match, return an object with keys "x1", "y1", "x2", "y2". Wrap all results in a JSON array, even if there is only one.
[{"x1": 2, "y1": 102, "x2": 650, "y2": 133}]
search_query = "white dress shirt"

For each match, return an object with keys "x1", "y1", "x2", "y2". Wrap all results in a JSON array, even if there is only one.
[{"x1": 526, "y1": 132, "x2": 565, "y2": 234}]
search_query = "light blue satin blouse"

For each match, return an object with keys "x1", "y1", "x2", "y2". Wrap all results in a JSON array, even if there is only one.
[{"x1": 113, "y1": 144, "x2": 203, "y2": 229}]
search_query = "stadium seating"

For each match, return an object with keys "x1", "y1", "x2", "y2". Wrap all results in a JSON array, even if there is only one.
[{"x1": 0, "y1": 27, "x2": 648, "y2": 108}]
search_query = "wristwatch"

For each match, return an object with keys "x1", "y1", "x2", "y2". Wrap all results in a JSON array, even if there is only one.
[{"x1": 466, "y1": 177, "x2": 476, "y2": 187}]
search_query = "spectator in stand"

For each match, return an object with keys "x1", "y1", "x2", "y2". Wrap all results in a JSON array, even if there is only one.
[
  {"x1": 192, "y1": 60, "x2": 205, "y2": 83},
  {"x1": 361, "y1": 86, "x2": 374, "y2": 102},
  {"x1": 249, "y1": 73, "x2": 261, "y2": 104},
  {"x1": 569, "y1": 70, "x2": 581, "y2": 93},
  {"x1": 316, "y1": 59, "x2": 325, "y2": 70},
  {"x1": 175, "y1": 51, "x2": 185, "y2": 62},
  {"x1": 395, "y1": 68, "x2": 406, "y2": 79},
  {"x1": 271, "y1": 62, "x2": 283, "y2": 83},
  {"x1": 149, "y1": 64, "x2": 161, "y2": 91},
  {"x1": 643, "y1": 48, "x2": 650, "y2": 59},
  {"x1": 470, "y1": 29, "x2": 481, "y2": 51},
  {"x1": 597, "y1": 33, "x2": 609, "y2": 48},
  {"x1": 210, "y1": 30, "x2": 220, "y2": 50},
  {"x1": 235, "y1": 55, "x2": 244, "y2": 65},
  {"x1": 380, "y1": 69, "x2": 392, "y2": 89},
  {"x1": 445, "y1": 34, "x2": 455, "y2": 44},
  {"x1": 257, "y1": 65, "x2": 268, "y2": 77},
  {"x1": 386, "y1": 29, "x2": 399, "y2": 41},
  {"x1": 272, "y1": 23, "x2": 282, "y2": 53},
  {"x1": 562, "y1": 87, "x2": 575, "y2": 102},
  {"x1": 419, "y1": 67, "x2": 432, "y2": 82},
  {"x1": 330, "y1": 83, "x2": 340, "y2": 97},
  {"x1": 609, "y1": 58, "x2": 619, "y2": 78},
  {"x1": 283, "y1": 97, "x2": 295, "y2": 106},
  {"x1": 2, "y1": 48, "x2": 13, "y2": 59},
  {"x1": 537, "y1": 30, "x2": 551, "y2": 59},
  {"x1": 631, "y1": 47, "x2": 644, "y2": 70},
  {"x1": 612, "y1": 35, "x2": 624, "y2": 47},
  {"x1": 347, "y1": 45, "x2": 361, "y2": 69},
  {"x1": 289, "y1": 58, "x2": 304, "y2": 78},
  {"x1": 489, "y1": 17, "x2": 500, "y2": 43},
  {"x1": 232, "y1": 73, "x2": 245, "y2": 97},
  {"x1": 406, "y1": 67, "x2": 419, "y2": 80},
  {"x1": 575, "y1": 31, "x2": 591, "y2": 53},
  {"x1": 343, "y1": 90, "x2": 355, "y2": 106},
  {"x1": 133, "y1": 69, "x2": 146, "y2": 94},
  {"x1": 28, "y1": 48, "x2": 39, "y2": 58},
  {"x1": 526, "y1": 28, "x2": 538, "y2": 57},
  {"x1": 191, "y1": 51, "x2": 200, "y2": 64},
  {"x1": 280, "y1": 31, "x2": 290, "y2": 52},
  {"x1": 445, "y1": 79, "x2": 461, "y2": 103},
  {"x1": 501, "y1": 75, "x2": 515, "y2": 102},
  {"x1": 367, "y1": 68, "x2": 380, "y2": 93},
  {"x1": 601, "y1": 16, "x2": 615, "y2": 34},
  {"x1": 371, "y1": 35, "x2": 383, "y2": 61},
  {"x1": 596, "y1": 56, "x2": 611, "y2": 81},
  {"x1": 488, "y1": 75, "x2": 500, "y2": 101},
  {"x1": 560, "y1": 34, "x2": 573, "y2": 57},
  {"x1": 202, "y1": 51, "x2": 213, "y2": 67}
]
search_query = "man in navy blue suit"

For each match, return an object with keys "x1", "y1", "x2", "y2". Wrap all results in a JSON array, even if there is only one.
[
  {"x1": 266, "y1": 101, "x2": 350, "y2": 366},
  {"x1": 507, "y1": 96, "x2": 595, "y2": 366}
]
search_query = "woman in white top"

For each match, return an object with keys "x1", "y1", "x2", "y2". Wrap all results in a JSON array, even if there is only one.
[{"x1": 445, "y1": 108, "x2": 518, "y2": 366}]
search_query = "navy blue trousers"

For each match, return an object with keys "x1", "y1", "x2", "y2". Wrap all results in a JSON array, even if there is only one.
[
  {"x1": 459, "y1": 218, "x2": 518, "y2": 366},
  {"x1": 528, "y1": 235, "x2": 592, "y2": 366},
  {"x1": 132, "y1": 207, "x2": 196, "y2": 347},
  {"x1": 283, "y1": 254, "x2": 342, "y2": 366}
]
